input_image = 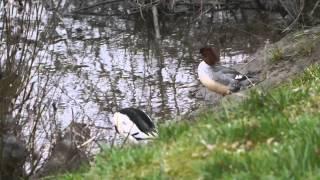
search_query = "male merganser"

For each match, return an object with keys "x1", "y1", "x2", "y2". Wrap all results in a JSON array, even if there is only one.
[
  {"x1": 198, "y1": 47, "x2": 256, "y2": 95},
  {"x1": 113, "y1": 108, "x2": 158, "y2": 144}
]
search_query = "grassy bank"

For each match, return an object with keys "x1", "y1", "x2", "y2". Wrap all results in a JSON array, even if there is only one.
[{"x1": 61, "y1": 65, "x2": 320, "y2": 179}]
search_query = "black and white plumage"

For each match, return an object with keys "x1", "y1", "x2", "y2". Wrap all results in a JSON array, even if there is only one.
[
  {"x1": 113, "y1": 108, "x2": 157, "y2": 144},
  {"x1": 198, "y1": 47, "x2": 258, "y2": 95}
]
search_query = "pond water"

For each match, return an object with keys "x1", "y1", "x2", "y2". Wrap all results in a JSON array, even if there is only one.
[
  {"x1": 1, "y1": 0, "x2": 283, "y2": 161},
  {"x1": 41, "y1": 10, "x2": 280, "y2": 145}
]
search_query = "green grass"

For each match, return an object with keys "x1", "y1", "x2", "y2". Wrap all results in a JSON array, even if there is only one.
[{"x1": 60, "y1": 65, "x2": 320, "y2": 180}]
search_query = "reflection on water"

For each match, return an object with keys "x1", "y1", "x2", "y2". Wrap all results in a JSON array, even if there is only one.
[
  {"x1": 44, "y1": 15, "x2": 279, "y2": 124},
  {"x1": 1, "y1": 1, "x2": 283, "y2": 173}
]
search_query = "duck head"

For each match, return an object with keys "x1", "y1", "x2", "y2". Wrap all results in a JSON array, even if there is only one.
[{"x1": 199, "y1": 47, "x2": 220, "y2": 66}]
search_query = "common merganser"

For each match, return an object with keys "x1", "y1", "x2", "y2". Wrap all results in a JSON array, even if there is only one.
[
  {"x1": 198, "y1": 47, "x2": 257, "y2": 95},
  {"x1": 113, "y1": 108, "x2": 157, "y2": 144}
]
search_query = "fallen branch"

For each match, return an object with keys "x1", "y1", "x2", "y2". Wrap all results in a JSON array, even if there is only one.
[{"x1": 72, "y1": 0, "x2": 123, "y2": 13}]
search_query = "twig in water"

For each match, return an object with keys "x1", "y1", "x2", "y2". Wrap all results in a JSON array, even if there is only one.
[{"x1": 77, "y1": 136, "x2": 96, "y2": 148}]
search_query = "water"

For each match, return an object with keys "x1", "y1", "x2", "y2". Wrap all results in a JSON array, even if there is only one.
[{"x1": 46, "y1": 16, "x2": 276, "y2": 120}]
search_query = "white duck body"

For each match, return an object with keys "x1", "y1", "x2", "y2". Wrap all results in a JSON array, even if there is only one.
[
  {"x1": 113, "y1": 108, "x2": 157, "y2": 144},
  {"x1": 198, "y1": 61, "x2": 250, "y2": 95}
]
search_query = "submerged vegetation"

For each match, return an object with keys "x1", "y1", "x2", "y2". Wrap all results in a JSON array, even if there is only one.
[{"x1": 60, "y1": 65, "x2": 320, "y2": 179}]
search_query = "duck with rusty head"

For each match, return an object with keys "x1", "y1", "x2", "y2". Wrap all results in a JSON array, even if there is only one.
[{"x1": 198, "y1": 47, "x2": 258, "y2": 96}]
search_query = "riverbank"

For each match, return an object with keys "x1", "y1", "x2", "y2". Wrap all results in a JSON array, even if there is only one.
[{"x1": 57, "y1": 26, "x2": 320, "y2": 179}]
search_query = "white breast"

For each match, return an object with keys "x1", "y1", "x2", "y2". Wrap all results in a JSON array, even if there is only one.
[
  {"x1": 198, "y1": 61, "x2": 231, "y2": 95},
  {"x1": 113, "y1": 112, "x2": 156, "y2": 144}
]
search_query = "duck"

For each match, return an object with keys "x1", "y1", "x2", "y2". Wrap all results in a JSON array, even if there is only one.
[
  {"x1": 113, "y1": 108, "x2": 158, "y2": 144},
  {"x1": 198, "y1": 47, "x2": 257, "y2": 96}
]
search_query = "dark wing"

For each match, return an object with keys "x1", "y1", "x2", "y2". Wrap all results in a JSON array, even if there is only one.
[
  {"x1": 119, "y1": 108, "x2": 157, "y2": 136},
  {"x1": 219, "y1": 67, "x2": 260, "y2": 91},
  {"x1": 210, "y1": 66, "x2": 248, "y2": 92}
]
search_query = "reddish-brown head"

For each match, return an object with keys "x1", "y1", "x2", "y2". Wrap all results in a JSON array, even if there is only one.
[{"x1": 199, "y1": 47, "x2": 220, "y2": 66}]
